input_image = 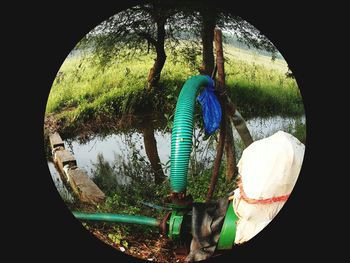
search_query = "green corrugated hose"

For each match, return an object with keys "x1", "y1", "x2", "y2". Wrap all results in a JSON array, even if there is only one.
[
  {"x1": 72, "y1": 212, "x2": 160, "y2": 227},
  {"x1": 170, "y1": 75, "x2": 211, "y2": 193},
  {"x1": 73, "y1": 75, "x2": 211, "y2": 227}
]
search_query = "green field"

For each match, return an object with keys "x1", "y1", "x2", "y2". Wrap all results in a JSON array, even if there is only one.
[{"x1": 46, "y1": 44, "x2": 303, "y2": 135}]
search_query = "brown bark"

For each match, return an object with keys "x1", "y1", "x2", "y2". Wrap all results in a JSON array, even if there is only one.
[
  {"x1": 214, "y1": 28, "x2": 225, "y2": 91},
  {"x1": 206, "y1": 101, "x2": 226, "y2": 202},
  {"x1": 200, "y1": 10, "x2": 216, "y2": 75},
  {"x1": 206, "y1": 28, "x2": 227, "y2": 202},
  {"x1": 147, "y1": 16, "x2": 167, "y2": 89},
  {"x1": 140, "y1": 8, "x2": 167, "y2": 183},
  {"x1": 142, "y1": 123, "x2": 165, "y2": 184},
  {"x1": 215, "y1": 28, "x2": 237, "y2": 182}
]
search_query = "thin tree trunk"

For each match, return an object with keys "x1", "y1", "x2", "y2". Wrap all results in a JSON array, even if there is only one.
[
  {"x1": 142, "y1": 123, "x2": 165, "y2": 184},
  {"x1": 200, "y1": 10, "x2": 216, "y2": 75},
  {"x1": 143, "y1": 12, "x2": 167, "y2": 183},
  {"x1": 147, "y1": 17, "x2": 167, "y2": 89},
  {"x1": 214, "y1": 28, "x2": 237, "y2": 183},
  {"x1": 206, "y1": 28, "x2": 228, "y2": 202},
  {"x1": 214, "y1": 28, "x2": 225, "y2": 90},
  {"x1": 206, "y1": 101, "x2": 226, "y2": 202}
]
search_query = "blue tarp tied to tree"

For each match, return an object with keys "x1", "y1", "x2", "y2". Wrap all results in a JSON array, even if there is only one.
[{"x1": 197, "y1": 75, "x2": 222, "y2": 135}]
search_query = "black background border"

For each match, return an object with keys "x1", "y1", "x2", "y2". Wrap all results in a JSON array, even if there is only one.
[{"x1": 7, "y1": 0, "x2": 336, "y2": 261}]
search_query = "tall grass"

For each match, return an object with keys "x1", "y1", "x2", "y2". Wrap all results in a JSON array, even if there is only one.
[
  {"x1": 46, "y1": 45, "x2": 303, "y2": 134},
  {"x1": 224, "y1": 45, "x2": 302, "y2": 117}
]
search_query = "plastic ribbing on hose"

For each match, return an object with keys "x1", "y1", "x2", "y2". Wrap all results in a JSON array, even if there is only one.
[
  {"x1": 72, "y1": 212, "x2": 160, "y2": 227},
  {"x1": 170, "y1": 75, "x2": 211, "y2": 193}
]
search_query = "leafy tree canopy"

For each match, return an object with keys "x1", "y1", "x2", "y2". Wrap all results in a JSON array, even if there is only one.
[{"x1": 77, "y1": 0, "x2": 278, "y2": 67}]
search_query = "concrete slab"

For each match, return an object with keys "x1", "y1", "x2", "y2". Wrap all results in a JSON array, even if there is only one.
[
  {"x1": 49, "y1": 132, "x2": 65, "y2": 149},
  {"x1": 66, "y1": 168, "x2": 105, "y2": 204}
]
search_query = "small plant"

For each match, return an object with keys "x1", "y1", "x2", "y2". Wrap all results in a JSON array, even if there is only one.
[
  {"x1": 108, "y1": 231, "x2": 127, "y2": 247},
  {"x1": 91, "y1": 153, "x2": 119, "y2": 196}
]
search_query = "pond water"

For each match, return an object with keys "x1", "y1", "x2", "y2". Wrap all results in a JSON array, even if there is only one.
[
  {"x1": 48, "y1": 115, "x2": 305, "y2": 201},
  {"x1": 47, "y1": 161, "x2": 75, "y2": 203}
]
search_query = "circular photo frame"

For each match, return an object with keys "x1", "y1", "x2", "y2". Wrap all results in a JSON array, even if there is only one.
[{"x1": 44, "y1": 1, "x2": 306, "y2": 262}]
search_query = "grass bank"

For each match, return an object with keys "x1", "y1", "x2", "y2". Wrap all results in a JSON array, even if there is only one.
[{"x1": 45, "y1": 45, "x2": 304, "y2": 136}]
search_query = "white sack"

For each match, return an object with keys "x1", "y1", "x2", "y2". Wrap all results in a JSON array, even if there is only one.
[{"x1": 232, "y1": 131, "x2": 305, "y2": 244}]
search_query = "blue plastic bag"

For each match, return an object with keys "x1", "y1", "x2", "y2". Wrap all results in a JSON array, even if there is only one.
[{"x1": 197, "y1": 76, "x2": 222, "y2": 135}]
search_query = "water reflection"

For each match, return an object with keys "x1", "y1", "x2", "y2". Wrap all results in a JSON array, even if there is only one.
[
  {"x1": 47, "y1": 161, "x2": 75, "y2": 203},
  {"x1": 49, "y1": 115, "x2": 305, "y2": 193},
  {"x1": 64, "y1": 115, "x2": 305, "y2": 176}
]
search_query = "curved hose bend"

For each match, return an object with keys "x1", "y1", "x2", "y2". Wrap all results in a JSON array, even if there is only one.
[{"x1": 170, "y1": 75, "x2": 212, "y2": 193}]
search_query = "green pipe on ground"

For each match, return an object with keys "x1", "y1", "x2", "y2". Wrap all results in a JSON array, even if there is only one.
[
  {"x1": 72, "y1": 212, "x2": 160, "y2": 227},
  {"x1": 170, "y1": 75, "x2": 212, "y2": 193}
]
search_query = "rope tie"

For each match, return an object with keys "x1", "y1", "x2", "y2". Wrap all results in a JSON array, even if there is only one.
[{"x1": 230, "y1": 178, "x2": 290, "y2": 204}]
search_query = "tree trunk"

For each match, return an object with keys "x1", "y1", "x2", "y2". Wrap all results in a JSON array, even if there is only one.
[
  {"x1": 206, "y1": 28, "x2": 238, "y2": 201},
  {"x1": 214, "y1": 28, "x2": 237, "y2": 183},
  {"x1": 147, "y1": 17, "x2": 167, "y2": 89},
  {"x1": 206, "y1": 28, "x2": 228, "y2": 202},
  {"x1": 206, "y1": 100, "x2": 226, "y2": 202},
  {"x1": 142, "y1": 123, "x2": 165, "y2": 184},
  {"x1": 200, "y1": 10, "x2": 216, "y2": 75},
  {"x1": 214, "y1": 28, "x2": 225, "y2": 90}
]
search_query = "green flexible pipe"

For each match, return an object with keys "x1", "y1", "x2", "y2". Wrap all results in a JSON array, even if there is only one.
[
  {"x1": 72, "y1": 212, "x2": 160, "y2": 227},
  {"x1": 72, "y1": 75, "x2": 210, "y2": 226},
  {"x1": 170, "y1": 75, "x2": 212, "y2": 193}
]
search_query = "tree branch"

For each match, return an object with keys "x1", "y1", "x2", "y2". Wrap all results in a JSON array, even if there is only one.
[{"x1": 137, "y1": 32, "x2": 158, "y2": 47}]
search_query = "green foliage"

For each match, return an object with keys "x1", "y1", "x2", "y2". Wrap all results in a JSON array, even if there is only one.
[
  {"x1": 293, "y1": 118, "x2": 306, "y2": 143},
  {"x1": 90, "y1": 144, "x2": 171, "y2": 217},
  {"x1": 77, "y1": 3, "x2": 278, "y2": 68},
  {"x1": 90, "y1": 141, "x2": 234, "y2": 211},
  {"x1": 285, "y1": 116, "x2": 306, "y2": 143},
  {"x1": 88, "y1": 150, "x2": 171, "y2": 239},
  {"x1": 91, "y1": 154, "x2": 119, "y2": 196},
  {"x1": 100, "y1": 178, "x2": 171, "y2": 216},
  {"x1": 187, "y1": 166, "x2": 237, "y2": 202},
  {"x1": 107, "y1": 227, "x2": 129, "y2": 248},
  {"x1": 108, "y1": 232, "x2": 123, "y2": 245}
]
